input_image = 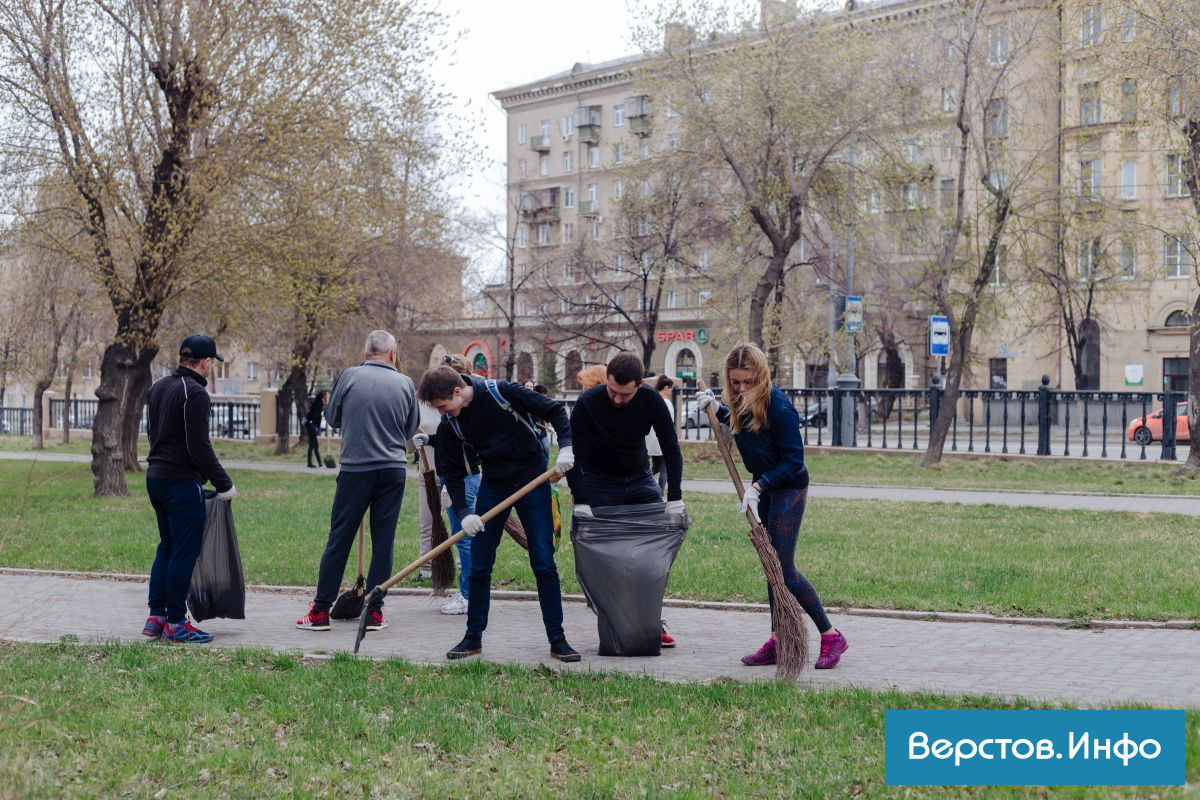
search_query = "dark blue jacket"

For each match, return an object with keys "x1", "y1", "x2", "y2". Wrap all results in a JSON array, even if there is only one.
[
  {"x1": 716, "y1": 386, "x2": 808, "y2": 491},
  {"x1": 146, "y1": 367, "x2": 233, "y2": 492},
  {"x1": 433, "y1": 376, "x2": 571, "y2": 518}
]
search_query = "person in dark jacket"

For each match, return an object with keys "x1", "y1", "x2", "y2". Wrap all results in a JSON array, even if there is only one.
[
  {"x1": 419, "y1": 365, "x2": 580, "y2": 662},
  {"x1": 305, "y1": 391, "x2": 328, "y2": 468},
  {"x1": 564, "y1": 353, "x2": 686, "y2": 647},
  {"x1": 296, "y1": 330, "x2": 420, "y2": 633},
  {"x1": 143, "y1": 335, "x2": 237, "y2": 644},
  {"x1": 696, "y1": 343, "x2": 847, "y2": 669}
]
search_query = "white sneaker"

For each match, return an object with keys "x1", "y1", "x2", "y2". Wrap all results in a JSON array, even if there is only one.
[{"x1": 440, "y1": 592, "x2": 468, "y2": 615}]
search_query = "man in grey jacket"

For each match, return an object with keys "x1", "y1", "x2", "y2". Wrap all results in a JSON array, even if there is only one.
[{"x1": 297, "y1": 330, "x2": 420, "y2": 632}]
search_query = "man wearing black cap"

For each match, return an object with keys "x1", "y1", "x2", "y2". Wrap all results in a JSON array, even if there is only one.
[{"x1": 143, "y1": 335, "x2": 237, "y2": 644}]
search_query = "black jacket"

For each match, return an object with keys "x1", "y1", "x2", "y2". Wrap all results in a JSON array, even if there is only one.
[
  {"x1": 304, "y1": 398, "x2": 324, "y2": 427},
  {"x1": 146, "y1": 367, "x2": 233, "y2": 491},
  {"x1": 433, "y1": 376, "x2": 571, "y2": 518}
]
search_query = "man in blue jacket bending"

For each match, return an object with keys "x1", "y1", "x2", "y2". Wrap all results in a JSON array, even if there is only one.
[{"x1": 419, "y1": 365, "x2": 580, "y2": 662}]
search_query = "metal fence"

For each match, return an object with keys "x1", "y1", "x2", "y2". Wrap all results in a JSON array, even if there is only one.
[
  {"x1": 1, "y1": 407, "x2": 33, "y2": 436},
  {"x1": 44, "y1": 398, "x2": 260, "y2": 440}
]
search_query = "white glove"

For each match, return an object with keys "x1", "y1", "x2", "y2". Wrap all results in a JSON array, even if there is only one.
[
  {"x1": 696, "y1": 389, "x2": 718, "y2": 413},
  {"x1": 460, "y1": 514, "x2": 484, "y2": 537},
  {"x1": 413, "y1": 433, "x2": 430, "y2": 448},
  {"x1": 739, "y1": 483, "x2": 761, "y2": 523},
  {"x1": 440, "y1": 485, "x2": 451, "y2": 508},
  {"x1": 665, "y1": 500, "x2": 685, "y2": 516},
  {"x1": 573, "y1": 504, "x2": 593, "y2": 518},
  {"x1": 554, "y1": 445, "x2": 575, "y2": 476},
  {"x1": 216, "y1": 484, "x2": 237, "y2": 501}
]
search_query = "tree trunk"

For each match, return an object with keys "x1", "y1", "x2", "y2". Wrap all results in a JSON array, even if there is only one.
[
  {"x1": 1181, "y1": 292, "x2": 1200, "y2": 474},
  {"x1": 31, "y1": 379, "x2": 51, "y2": 450},
  {"x1": 275, "y1": 366, "x2": 308, "y2": 455},
  {"x1": 91, "y1": 342, "x2": 156, "y2": 496},
  {"x1": 122, "y1": 359, "x2": 154, "y2": 471},
  {"x1": 62, "y1": 368, "x2": 73, "y2": 444},
  {"x1": 747, "y1": 252, "x2": 787, "y2": 347}
]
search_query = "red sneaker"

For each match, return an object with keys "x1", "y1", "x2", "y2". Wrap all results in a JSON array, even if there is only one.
[
  {"x1": 366, "y1": 609, "x2": 388, "y2": 631},
  {"x1": 741, "y1": 637, "x2": 777, "y2": 666},
  {"x1": 660, "y1": 619, "x2": 676, "y2": 648},
  {"x1": 296, "y1": 603, "x2": 331, "y2": 631},
  {"x1": 815, "y1": 630, "x2": 848, "y2": 669}
]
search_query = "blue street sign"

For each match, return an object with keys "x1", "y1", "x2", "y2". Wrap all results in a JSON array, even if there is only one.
[{"x1": 930, "y1": 315, "x2": 950, "y2": 357}]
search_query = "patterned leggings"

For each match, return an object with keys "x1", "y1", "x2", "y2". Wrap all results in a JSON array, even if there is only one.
[{"x1": 757, "y1": 485, "x2": 832, "y2": 634}]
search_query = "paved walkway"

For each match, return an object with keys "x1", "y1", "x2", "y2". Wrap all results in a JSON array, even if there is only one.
[
  {"x1": 1, "y1": 572, "x2": 1196, "y2": 709},
  {"x1": 4, "y1": 451, "x2": 1197, "y2": 515}
]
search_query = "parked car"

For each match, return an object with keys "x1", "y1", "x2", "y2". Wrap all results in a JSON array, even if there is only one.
[
  {"x1": 680, "y1": 400, "x2": 712, "y2": 430},
  {"x1": 798, "y1": 401, "x2": 828, "y2": 428},
  {"x1": 1126, "y1": 402, "x2": 1190, "y2": 445}
]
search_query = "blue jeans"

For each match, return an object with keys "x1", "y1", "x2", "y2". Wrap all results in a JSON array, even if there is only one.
[
  {"x1": 146, "y1": 477, "x2": 206, "y2": 623},
  {"x1": 443, "y1": 472, "x2": 481, "y2": 597},
  {"x1": 315, "y1": 468, "x2": 406, "y2": 613},
  {"x1": 465, "y1": 476, "x2": 564, "y2": 643},
  {"x1": 579, "y1": 468, "x2": 663, "y2": 507}
]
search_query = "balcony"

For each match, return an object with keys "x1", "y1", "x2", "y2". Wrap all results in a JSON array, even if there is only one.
[
  {"x1": 520, "y1": 187, "x2": 561, "y2": 224},
  {"x1": 629, "y1": 116, "x2": 651, "y2": 136},
  {"x1": 578, "y1": 123, "x2": 601, "y2": 144},
  {"x1": 579, "y1": 200, "x2": 599, "y2": 216},
  {"x1": 529, "y1": 135, "x2": 551, "y2": 152},
  {"x1": 524, "y1": 206, "x2": 561, "y2": 224},
  {"x1": 627, "y1": 95, "x2": 652, "y2": 118}
]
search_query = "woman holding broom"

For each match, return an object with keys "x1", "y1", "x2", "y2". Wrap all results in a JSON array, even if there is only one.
[{"x1": 696, "y1": 343, "x2": 848, "y2": 669}]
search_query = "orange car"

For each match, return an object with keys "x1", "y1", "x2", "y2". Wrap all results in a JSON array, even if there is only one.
[{"x1": 1126, "y1": 402, "x2": 1190, "y2": 445}]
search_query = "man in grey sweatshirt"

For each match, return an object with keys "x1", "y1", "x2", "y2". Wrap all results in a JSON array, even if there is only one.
[{"x1": 296, "y1": 330, "x2": 420, "y2": 632}]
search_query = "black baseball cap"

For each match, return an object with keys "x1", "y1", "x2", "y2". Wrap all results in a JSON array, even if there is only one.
[{"x1": 179, "y1": 335, "x2": 224, "y2": 362}]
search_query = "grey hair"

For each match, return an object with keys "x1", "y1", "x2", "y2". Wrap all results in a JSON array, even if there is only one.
[{"x1": 364, "y1": 329, "x2": 396, "y2": 356}]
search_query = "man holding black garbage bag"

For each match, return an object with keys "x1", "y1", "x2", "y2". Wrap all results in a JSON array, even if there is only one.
[{"x1": 565, "y1": 353, "x2": 686, "y2": 652}]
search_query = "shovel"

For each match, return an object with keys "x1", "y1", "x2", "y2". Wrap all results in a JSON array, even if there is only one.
[
  {"x1": 354, "y1": 467, "x2": 556, "y2": 653},
  {"x1": 330, "y1": 520, "x2": 366, "y2": 620}
]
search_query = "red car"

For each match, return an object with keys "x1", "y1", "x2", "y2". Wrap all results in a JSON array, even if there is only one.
[{"x1": 1126, "y1": 402, "x2": 1190, "y2": 445}]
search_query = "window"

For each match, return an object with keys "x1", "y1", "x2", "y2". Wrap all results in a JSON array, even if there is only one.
[
  {"x1": 537, "y1": 224, "x2": 550, "y2": 246},
  {"x1": 986, "y1": 98, "x2": 1008, "y2": 138},
  {"x1": 903, "y1": 140, "x2": 920, "y2": 164},
  {"x1": 1165, "y1": 235, "x2": 1193, "y2": 278},
  {"x1": 563, "y1": 263, "x2": 573, "y2": 280},
  {"x1": 613, "y1": 104, "x2": 626, "y2": 126},
  {"x1": 517, "y1": 299, "x2": 527, "y2": 317},
  {"x1": 699, "y1": 248, "x2": 712, "y2": 269},
  {"x1": 940, "y1": 179, "x2": 956, "y2": 210},
  {"x1": 561, "y1": 114, "x2": 574, "y2": 138},
  {"x1": 991, "y1": 245, "x2": 1008, "y2": 287},
  {"x1": 988, "y1": 170, "x2": 1009, "y2": 192},
  {"x1": 638, "y1": 216, "x2": 653, "y2": 236},
  {"x1": 83, "y1": 362, "x2": 93, "y2": 378},
  {"x1": 1077, "y1": 237, "x2": 1101, "y2": 279},
  {"x1": 941, "y1": 132, "x2": 953, "y2": 161},
  {"x1": 613, "y1": 254, "x2": 624, "y2": 274},
  {"x1": 640, "y1": 179, "x2": 652, "y2": 198},
  {"x1": 539, "y1": 155, "x2": 549, "y2": 176},
  {"x1": 518, "y1": 262, "x2": 528, "y2": 277},
  {"x1": 1081, "y1": 3, "x2": 1101, "y2": 46},
  {"x1": 1121, "y1": 8, "x2": 1136, "y2": 41},
  {"x1": 697, "y1": 290, "x2": 712, "y2": 306},
  {"x1": 988, "y1": 358, "x2": 1008, "y2": 389},
  {"x1": 668, "y1": 133, "x2": 679, "y2": 153},
  {"x1": 562, "y1": 223, "x2": 574, "y2": 243},
  {"x1": 639, "y1": 139, "x2": 650, "y2": 159},
  {"x1": 563, "y1": 187, "x2": 575, "y2": 208},
  {"x1": 612, "y1": 292, "x2": 623, "y2": 309},
  {"x1": 248, "y1": 362, "x2": 258, "y2": 381},
  {"x1": 560, "y1": 299, "x2": 571, "y2": 314},
  {"x1": 666, "y1": 96, "x2": 679, "y2": 118},
  {"x1": 518, "y1": 123, "x2": 528, "y2": 144},
  {"x1": 1168, "y1": 79, "x2": 1185, "y2": 116},
  {"x1": 540, "y1": 120, "x2": 551, "y2": 139},
  {"x1": 1120, "y1": 238, "x2": 1136, "y2": 278},
  {"x1": 1166, "y1": 155, "x2": 1191, "y2": 197},
  {"x1": 563, "y1": 150, "x2": 573, "y2": 172},
  {"x1": 587, "y1": 183, "x2": 598, "y2": 204},
  {"x1": 588, "y1": 218, "x2": 601, "y2": 240},
  {"x1": 1163, "y1": 357, "x2": 1189, "y2": 393},
  {"x1": 1121, "y1": 159, "x2": 1137, "y2": 200},
  {"x1": 612, "y1": 179, "x2": 623, "y2": 200},
  {"x1": 987, "y1": 25, "x2": 1009, "y2": 65},
  {"x1": 1080, "y1": 82, "x2": 1101, "y2": 125},
  {"x1": 1079, "y1": 159, "x2": 1101, "y2": 198},
  {"x1": 613, "y1": 142, "x2": 625, "y2": 163},
  {"x1": 868, "y1": 189, "x2": 881, "y2": 214},
  {"x1": 588, "y1": 146, "x2": 600, "y2": 168},
  {"x1": 517, "y1": 225, "x2": 528, "y2": 248},
  {"x1": 1121, "y1": 80, "x2": 1137, "y2": 121},
  {"x1": 667, "y1": 290, "x2": 678, "y2": 309},
  {"x1": 941, "y1": 87, "x2": 956, "y2": 112},
  {"x1": 902, "y1": 183, "x2": 919, "y2": 210},
  {"x1": 1165, "y1": 310, "x2": 1189, "y2": 326}
]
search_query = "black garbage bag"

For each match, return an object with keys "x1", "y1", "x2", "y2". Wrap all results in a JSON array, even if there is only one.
[
  {"x1": 187, "y1": 495, "x2": 246, "y2": 621},
  {"x1": 571, "y1": 502, "x2": 688, "y2": 657}
]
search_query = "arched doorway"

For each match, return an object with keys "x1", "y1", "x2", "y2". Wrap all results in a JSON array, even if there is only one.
[
  {"x1": 565, "y1": 351, "x2": 583, "y2": 390},
  {"x1": 674, "y1": 347, "x2": 698, "y2": 387},
  {"x1": 462, "y1": 340, "x2": 494, "y2": 377},
  {"x1": 516, "y1": 352, "x2": 534, "y2": 383}
]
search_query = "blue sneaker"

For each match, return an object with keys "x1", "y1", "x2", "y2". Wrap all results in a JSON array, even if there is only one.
[
  {"x1": 163, "y1": 618, "x2": 213, "y2": 644},
  {"x1": 142, "y1": 616, "x2": 166, "y2": 639}
]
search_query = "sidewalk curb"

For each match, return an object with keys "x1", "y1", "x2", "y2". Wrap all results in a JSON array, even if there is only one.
[{"x1": 3, "y1": 566, "x2": 1195, "y2": 632}]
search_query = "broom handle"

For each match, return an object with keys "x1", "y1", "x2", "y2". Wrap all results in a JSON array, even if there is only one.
[
  {"x1": 375, "y1": 467, "x2": 556, "y2": 593},
  {"x1": 697, "y1": 380, "x2": 750, "y2": 505}
]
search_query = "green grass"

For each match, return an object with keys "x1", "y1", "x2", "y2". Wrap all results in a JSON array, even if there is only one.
[
  {"x1": 0, "y1": 642, "x2": 1194, "y2": 799},
  {"x1": 7, "y1": 434, "x2": 1197, "y2": 496},
  {"x1": 2, "y1": 461, "x2": 1198, "y2": 620}
]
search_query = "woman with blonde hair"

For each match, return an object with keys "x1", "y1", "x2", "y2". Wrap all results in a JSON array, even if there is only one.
[
  {"x1": 696, "y1": 343, "x2": 847, "y2": 669},
  {"x1": 575, "y1": 364, "x2": 608, "y2": 391}
]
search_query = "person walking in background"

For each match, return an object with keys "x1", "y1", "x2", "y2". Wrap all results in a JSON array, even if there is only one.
[
  {"x1": 646, "y1": 375, "x2": 675, "y2": 492},
  {"x1": 297, "y1": 330, "x2": 419, "y2": 633},
  {"x1": 419, "y1": 365, "x2": 580, "y2": 662},
  {"x1": 305, "y1": 391, "x2": 328, "y2": 468},
  {"x1": 143, "y1": 335, "x2": 238, "y2": 644},
  {"x1": 696, "y1": 343, "x2": 848, "y2": 669}
]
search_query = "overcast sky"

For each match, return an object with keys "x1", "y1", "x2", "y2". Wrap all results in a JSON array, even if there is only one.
[{"x1": 435, "y1": 0, "x2": 644, "y2": 276}]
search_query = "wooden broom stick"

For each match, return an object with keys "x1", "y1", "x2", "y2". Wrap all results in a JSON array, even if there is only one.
[{"x1": 697, "y1": 379, "x2": 809, "y2": 680}]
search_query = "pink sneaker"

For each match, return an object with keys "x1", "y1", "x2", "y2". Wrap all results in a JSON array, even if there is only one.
[
  {"x1": 815, "y1": 630, "x2": 848, "y2": 669},
  {"x1": 740, "y1": 637, "x2": 776, "y2": 666}
]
